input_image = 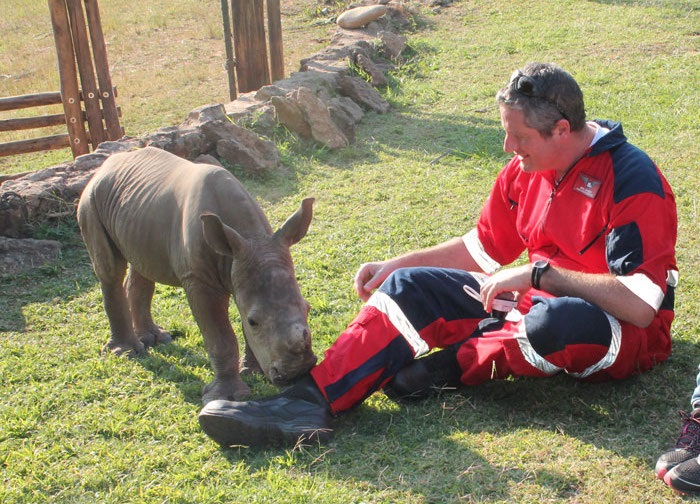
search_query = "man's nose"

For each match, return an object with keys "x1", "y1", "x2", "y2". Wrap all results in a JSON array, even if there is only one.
[{"x1": 503, "y1": 134, "x2": 516, "y2": 153}]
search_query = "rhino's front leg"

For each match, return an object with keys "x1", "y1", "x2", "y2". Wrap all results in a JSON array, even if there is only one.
[
  {"x1": 125, "y1": 268, "x2": 173, "y2": 348},
  {"x1": 184, "y1": 282, "x2": 251, "y2": 404}
]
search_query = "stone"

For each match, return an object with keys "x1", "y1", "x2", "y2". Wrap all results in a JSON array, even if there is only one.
[
  {"x1": 338, "y1": 75, "x2": 391, "y2": 113},
  {"x1": 336, "y1": 5, "x2": 387, "y2": 29},
  {"x1": 0, "y1": 192, "x2": 29, "y2": 238},
  {"x1": 294, "y1": 87, "x2": 348, "y2": 149},
  {"x1": 271, "y1": 95, "x2": 313, "y2": 140},
  {"x1": 378, "y1": 30, "x2": 407, "y2": 60},
  {"x1": 200, "y1": 120, "x2": 280, "y2": 175},
  {"x1": 353, "y1": 51, "x2": 388, "y2": 87}
]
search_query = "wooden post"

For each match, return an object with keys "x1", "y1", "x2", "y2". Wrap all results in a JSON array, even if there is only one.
[
  {"x1": 266, "y1": 0, "x2": 284, "y2": 82},
  {"x1": 220, "y1": 0, "x2": 237, "y2": 100},
  {"x1": 230, "y1": 0, "x2": 270, "y2": 93},
  {"x1": 65, "y1": 0, "x2": 105, "y2": 148},
  {"x1": 48, "y1": 0, "x2": 89, "y2": 157},
  {"x1": 83, "y1": 0, "x2": 123, "y2": 140}
]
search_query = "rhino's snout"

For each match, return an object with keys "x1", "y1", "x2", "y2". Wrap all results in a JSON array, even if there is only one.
[{"x1": 269, "y1": 352, "x2": 318, "y2": 386}]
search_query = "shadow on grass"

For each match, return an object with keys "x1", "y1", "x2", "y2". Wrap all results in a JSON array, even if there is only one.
[
  {"x1": 0, "y1": 231, "x2": 95, "y2": 333},
  {"x1": 304, "y1": 109, "x2": 506, "y2": 173}
]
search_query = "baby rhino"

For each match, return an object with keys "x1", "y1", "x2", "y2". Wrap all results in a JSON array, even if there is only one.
[{"x1": 77, "y1": 147, "x2": 317, "y2": 403}]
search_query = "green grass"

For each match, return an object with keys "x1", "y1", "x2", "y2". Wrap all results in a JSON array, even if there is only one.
[{"x1": 2, "y1": 0, "x2": 700, "y2": 502}]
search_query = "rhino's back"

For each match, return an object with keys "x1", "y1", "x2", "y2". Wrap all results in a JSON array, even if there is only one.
[{"x1": 80, "y1": 147, "x2": 270, "y2": 283}]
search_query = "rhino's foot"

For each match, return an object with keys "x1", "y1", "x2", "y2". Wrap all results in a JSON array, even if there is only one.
[
  {"x1": 102, "y1": 338, "x2": 147, "y2": 357},
  {"x1": 202, "y1": 377, "x2": 252, "y2": 405},
  {"x1": 136, "y1": 326, "x2": 172, "y2": 348}
]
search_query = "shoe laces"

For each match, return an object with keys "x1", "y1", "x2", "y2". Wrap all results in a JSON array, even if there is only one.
[{"x1": 675, "y1": 410, "x2": 700, "y2": 451}]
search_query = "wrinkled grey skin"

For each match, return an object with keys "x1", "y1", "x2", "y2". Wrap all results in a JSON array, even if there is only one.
[{"x1": 77, "y1": 147, "x2": 317, "y2": 404}]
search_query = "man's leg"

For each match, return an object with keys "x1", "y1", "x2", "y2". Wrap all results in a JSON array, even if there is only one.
[{"x1": 313, "y1": 267, "x2": 488, "y2": 411}]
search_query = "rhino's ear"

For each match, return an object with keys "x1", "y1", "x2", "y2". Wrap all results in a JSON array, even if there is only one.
[
  {"x1": 201, "y1": 212, "x2": 248, "y2": 258},
  {"x1": 275, "y1": 197, "x2": 314, "y2": 247}
]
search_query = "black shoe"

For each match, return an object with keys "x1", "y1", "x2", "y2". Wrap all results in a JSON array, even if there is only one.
[
  {"x1": 383, "y1": 343, "x2": 463, "y2": 402},
  {"x1": 655, "y1": 409, "x2": 700, "y2": 479},
  {"x1": 383, "y1": 318, "x2": 503, "y2": 403},
  {"x1": 665, "y1": 456, "x2": 700, "y2": 494},
  {"x1": 198, "y1": 397, "x2": 332, "y2": 447},
  {"x1": 198, "y1": 374, "x2": 333, "y2": 448}
]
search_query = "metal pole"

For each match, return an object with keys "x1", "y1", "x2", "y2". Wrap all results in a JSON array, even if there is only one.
[{"x1": 221, "y1": 0, "x2": 237, "y2": 100}]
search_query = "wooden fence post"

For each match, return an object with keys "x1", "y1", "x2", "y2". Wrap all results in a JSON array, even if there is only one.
[
  {"x1": 83, "y1": 0, "x2": 122, "y2": 141},
  {"x1": 267, "y1": 0, "x2": 284, "y2": 82},
  {"x1": 66, "y1": 0, "x2": 105, "y2": 149},
  {"x1": 48, "y1": 0, "x2": 90, "y2": 157},
  {"x1": 231, "y1": 0, "x2": 270, "y2": 93}
]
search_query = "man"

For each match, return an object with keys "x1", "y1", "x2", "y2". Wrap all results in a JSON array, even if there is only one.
[{"x1": 198, "y1": 62, "x2": 679, "y2": 447}]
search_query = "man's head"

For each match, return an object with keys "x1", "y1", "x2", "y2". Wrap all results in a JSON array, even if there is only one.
[{"x1": 496, "y1": 62, "x2": 586, "y2": 136}]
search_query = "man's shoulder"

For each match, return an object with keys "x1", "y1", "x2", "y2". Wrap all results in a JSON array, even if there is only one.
[{"x1": 586, "y1": 120, "x2": 666, "y2": 203}]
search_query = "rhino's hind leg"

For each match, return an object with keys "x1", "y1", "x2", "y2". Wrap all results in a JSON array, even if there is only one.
[
  {"x1": 78, "y1": 202, "x2": 146, "y2": 357},
  {"x1": 99, "y1": 270, "x2": 147, "y2": 358},
  {"x1": 124, "y1": 268, "x2": 172, "y2": 348}
]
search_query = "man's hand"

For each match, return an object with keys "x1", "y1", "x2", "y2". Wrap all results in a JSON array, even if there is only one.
[
  {"x1": 354, "y1": 261, "x2": 393, "y2": 301},
  {"x1": 479, "y1": 264, "x2": 531, "y2": 312}
]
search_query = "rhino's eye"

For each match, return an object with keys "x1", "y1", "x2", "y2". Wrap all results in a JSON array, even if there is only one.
[{"x1": 247, "y1": 317, "x2": 258, "y2": 327}]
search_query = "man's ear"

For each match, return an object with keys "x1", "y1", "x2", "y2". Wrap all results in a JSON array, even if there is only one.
[{"x1": 552, "y1": 118, "x2": 571, "y2": 138}]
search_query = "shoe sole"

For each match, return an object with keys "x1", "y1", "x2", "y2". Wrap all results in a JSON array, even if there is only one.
[{"x1": 198, "y1": 400, "x2": 332, "y2": 448}]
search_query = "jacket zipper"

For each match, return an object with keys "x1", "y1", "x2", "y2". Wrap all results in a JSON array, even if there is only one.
[{"x1": 579, "y1": 223, "x2": 608, "y2": 255}]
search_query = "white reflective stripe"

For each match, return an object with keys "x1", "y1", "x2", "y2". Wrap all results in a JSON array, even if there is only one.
[
  {"x1": 616, "y1": 273, "x2": 664, "y2": 311},
  {"x1": 462, "y1": 228, "x2": 501, "y2": 274},
  {"x1": 569, "y1": 312, "x2": 622, "y2": 379},
  {"x1": 516, "y1": 320, "x2": 561, "y2": 375},
  {"x1": 518, "y1": 311, "x2": 622, "y2": 379},
  {"x1": 367, "y1": 291, "x2": 430, "y2": 357},
  {"x1": 667, "y1": 269, "x2": 680, "y2": 288}
]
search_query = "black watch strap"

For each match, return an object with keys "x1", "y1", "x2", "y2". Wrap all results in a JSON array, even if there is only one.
[{"x1": 531, "y1": 260, "x2": 550, "y2": 290}]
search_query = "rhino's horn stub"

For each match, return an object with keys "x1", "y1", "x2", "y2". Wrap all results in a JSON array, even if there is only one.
[{"x1": 275, "y1": 197, "x2": 315, "y2": 247}]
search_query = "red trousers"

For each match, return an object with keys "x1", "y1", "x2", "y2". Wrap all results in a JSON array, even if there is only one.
[{"x1": 310, "y1": 267, "x2": 673, "y2": 414}]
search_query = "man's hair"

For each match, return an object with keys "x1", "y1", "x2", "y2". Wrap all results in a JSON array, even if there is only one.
[{"x1": 496, "y1": 62, "x2": 586, "y2": 136}]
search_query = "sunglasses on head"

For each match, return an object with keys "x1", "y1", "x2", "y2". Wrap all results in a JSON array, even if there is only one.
[{"x1": 509, "y1": 70, "x2": 570, "y2": 122}]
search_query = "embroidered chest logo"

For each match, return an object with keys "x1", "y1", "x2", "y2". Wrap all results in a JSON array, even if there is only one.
[{"x1": 573, "y1": 173, "x2": 602, "y2": 199}]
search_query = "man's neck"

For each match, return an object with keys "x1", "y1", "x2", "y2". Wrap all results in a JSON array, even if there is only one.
[{"x1": 554, "y1": 122, "x2": 597, "y2": 181}]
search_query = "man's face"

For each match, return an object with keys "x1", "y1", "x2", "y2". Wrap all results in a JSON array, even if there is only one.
[{"x1": 500, "y1": 105, "x2": 564, "y2": 174}]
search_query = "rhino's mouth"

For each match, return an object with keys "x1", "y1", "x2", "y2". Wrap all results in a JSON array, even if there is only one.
[{"x1": 269, "y1": 353, "x2": 318, "y2": 386}]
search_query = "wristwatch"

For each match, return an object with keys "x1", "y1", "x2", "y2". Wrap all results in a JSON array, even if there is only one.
[{"x1": 531, "y1": 260, "x2": 551, "y2": 290}]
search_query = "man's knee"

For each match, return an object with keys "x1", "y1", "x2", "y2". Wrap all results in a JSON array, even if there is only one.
[{"x1": 525, "y1": 296, "x2": 613, "y2": 357}]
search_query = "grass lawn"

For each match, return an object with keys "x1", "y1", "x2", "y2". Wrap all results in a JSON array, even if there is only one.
[{"x1": 1, "y1": 0, "x2": 699, "y2": 502}]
